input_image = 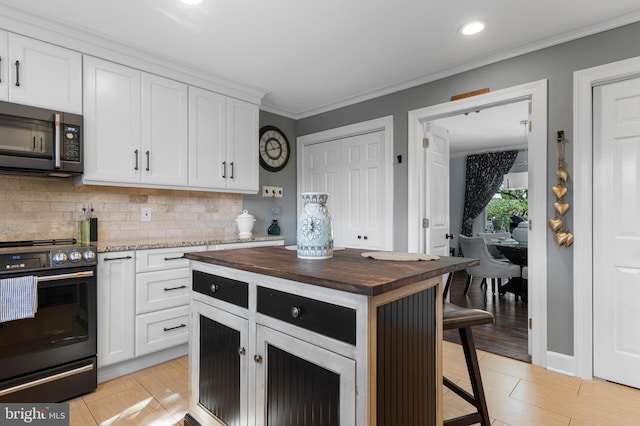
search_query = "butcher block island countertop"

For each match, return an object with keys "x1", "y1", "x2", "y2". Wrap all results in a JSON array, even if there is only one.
[
  {"x1": 184, "y1": 246, "x2": 477, "y2": 296},
  {"x1": 185, "y1": 247, "x2": 478, "y2": 426}
]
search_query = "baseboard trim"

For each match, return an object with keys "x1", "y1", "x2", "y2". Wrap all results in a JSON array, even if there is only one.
[
  {"x1": 546, "y1": 350, "x2": 576, "y2": 377},
  {"x1": 97, "y1": 344, "x2": 188, "y2": 383}
]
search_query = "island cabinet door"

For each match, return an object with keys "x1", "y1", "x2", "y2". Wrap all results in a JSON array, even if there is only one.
[
  {"x1": 190, "y1": 300, "x2": 249, "y2": 426},
  {"x1": 254, "y1": 325, "x2": 356, "y2": 426}
]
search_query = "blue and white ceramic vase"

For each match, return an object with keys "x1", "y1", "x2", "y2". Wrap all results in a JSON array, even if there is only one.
[{"x1": 297, "y1": 192, "x2": 333, "y2": 259}]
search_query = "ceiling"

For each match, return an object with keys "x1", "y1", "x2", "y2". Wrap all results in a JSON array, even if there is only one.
[
  {"x1": 1, "y1": 0, "x2": 640, "y2": 119},
  {"x1": 435, "y1": 101, "x2": 529, "y2": 156}
]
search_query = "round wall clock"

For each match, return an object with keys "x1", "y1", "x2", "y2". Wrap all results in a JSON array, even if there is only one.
[{"x1": 259, "y1": 126, "x2": 290, "y2": 172}]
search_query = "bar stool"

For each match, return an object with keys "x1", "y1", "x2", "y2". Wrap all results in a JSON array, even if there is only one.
[{"x1": 443, "y1": 302, "x2": 494, "y2": 426}]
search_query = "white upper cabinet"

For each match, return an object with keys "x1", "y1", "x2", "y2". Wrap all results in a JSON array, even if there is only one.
[
  {"x1": 4, "y1": 32, "x2": 82, "y2": 113},
  {"x1": 0, "y1": 31, "x2": 8, "y2": 102},
  {"x1": 188, "y1": 86, "x2": 227, "y2": 189},
  {"x1": 141, "y1": 73, "x2": 188, "y2": 186},
  {"x1": 189, "y1": 88, "x2": 259, "y2": 193},
  {"x1": 83, "y1": 56, "x2": 142, "y2": 184},
  {"x1": 83, "y1": 56, "x2": 190, "y2": 187},
  {"x1": 226, "y1": 97, "x2": 259, "y2": 192},
  {"x1": 82, "y1": 56, "x2": 258, "y2": 193}
]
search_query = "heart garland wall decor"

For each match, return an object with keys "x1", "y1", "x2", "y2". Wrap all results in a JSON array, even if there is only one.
[{"x1": 548, "y1": 130, "x2": 574, "y2": 247}]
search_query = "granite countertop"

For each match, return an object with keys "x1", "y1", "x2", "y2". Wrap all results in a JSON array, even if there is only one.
[
  {"x1": 97, "y1": 235, "x2": 285, "y2": 253},
  {"x1": 186, "y1": 246, "x2": 478, "y2": 296}
]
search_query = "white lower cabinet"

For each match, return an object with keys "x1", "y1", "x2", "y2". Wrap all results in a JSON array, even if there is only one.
[
  {"x1": 135, "y1": 305, "x2": 190, "y2": 356},
  {"x1": 97, "y1": 251, "x2": 136, "y2": 367}
]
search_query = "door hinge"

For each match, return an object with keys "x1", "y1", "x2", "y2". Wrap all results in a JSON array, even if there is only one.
[
  {"x1": 529, "y1": 318, "x2": 532, "y2": 329},
  {"x1": 423, "y1": 137, "x2": 429, "y2": 148},
  {"x1": 423, "y1": 218, "x2": 429, "y2": 228}
]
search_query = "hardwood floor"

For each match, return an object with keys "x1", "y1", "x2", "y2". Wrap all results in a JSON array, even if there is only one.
[
  {"x1": 445, "y1": 271, "x2": 531, "y2": 363},
  {"x1": 66, "y1": 345, "x2": 640, "y2": 425}
]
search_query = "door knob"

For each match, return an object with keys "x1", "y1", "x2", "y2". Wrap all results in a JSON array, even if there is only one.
[{"x1": 445, "y1": 233, "x2": 454, "y2": 239}]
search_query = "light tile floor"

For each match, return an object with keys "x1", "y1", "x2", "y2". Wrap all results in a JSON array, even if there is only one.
[{"x1": 68, "y1": 342, "x2": 640, "y2": 425}]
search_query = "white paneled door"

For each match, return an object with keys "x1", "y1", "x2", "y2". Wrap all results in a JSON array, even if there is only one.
[
  {"x1": 423, "y1": 122, "x2": 450, "y2": 257},
  {"x1": 593, "y1": 76, "x2": 640, "y2": 389}
]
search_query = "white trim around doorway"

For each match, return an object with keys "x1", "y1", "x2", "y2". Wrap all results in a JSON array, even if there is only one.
[
  {"x1": 573, "y1": 55, "x2": 640, "y2": 380},
  {"x1": 407, "y1": 80, "x2": 548, "y2": 367}
]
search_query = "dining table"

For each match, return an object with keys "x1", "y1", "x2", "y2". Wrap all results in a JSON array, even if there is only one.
[{"x1": 485, "y1": 239, "x2": 528, "y2": 302}]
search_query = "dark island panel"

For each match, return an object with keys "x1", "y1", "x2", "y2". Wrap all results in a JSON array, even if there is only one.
[{"x1": 185, "y1": 247, "x2": 477, "y2": 296}]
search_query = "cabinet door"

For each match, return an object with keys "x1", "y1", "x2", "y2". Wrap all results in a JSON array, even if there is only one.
[
  {"x1": 97, "y1": 252, "x2": 136, "y2": 367},
  {"x1": 8, "y1": 34, "x2": 82, "y2": 113},
  {"x1": 226, "y1": 98, "x2": 259, "y2": 192},
  {"x1": 83, "y1": 56, "x2": 142, "y2": 183},
  {"x1": 190, "y1": 300, "x2": 249, "y2": 426},
  {"x1": 0, "y1": 30, "x2": 7, "y2": 101},
  {"x1": 142, "y1": 73, "x2": 188, "y2": 186},
  {"x1": 188, "y1": 86, "x2": 227, "y2": 189},
  {"x1": 255, "y1": 325, "x2": 356, "y2": 426}
]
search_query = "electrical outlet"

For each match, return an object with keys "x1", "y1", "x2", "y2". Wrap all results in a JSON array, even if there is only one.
[
  {"x1": 141, "y1": 207, "x2": 151, "y2": 222},
  {"x1": 262, "y1": 186, "x2": 283, "y2": 198}
]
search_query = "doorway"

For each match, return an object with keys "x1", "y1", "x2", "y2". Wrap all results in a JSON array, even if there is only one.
[
  {"x1": 434, "y1": 101, "x2": 531, "y2": 362},
  {"x1": 407, "y1": 80, "x2": 548, "y2": 367}
]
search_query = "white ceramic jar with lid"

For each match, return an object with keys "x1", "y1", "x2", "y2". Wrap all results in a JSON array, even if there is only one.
[{"x1": 235, "y1": 210, "x2": 255, "y2": 239}]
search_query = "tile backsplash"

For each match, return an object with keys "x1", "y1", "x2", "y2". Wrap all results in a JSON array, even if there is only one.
[{"x1": 0, "y1": 175, "x2": 243, "y2": 242}]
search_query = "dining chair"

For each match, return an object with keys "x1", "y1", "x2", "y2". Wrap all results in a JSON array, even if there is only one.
[
  {"x1": 458, "y1": 235, "x2": 521, "y2": 296},
  {"x1": 477, "y1": 232, "x2": 510, "y2": 260}
]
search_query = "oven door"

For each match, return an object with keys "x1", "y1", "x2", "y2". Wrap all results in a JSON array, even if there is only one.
[{"x1": 0, "y1": 266, "x2": 97, "y2": 383}]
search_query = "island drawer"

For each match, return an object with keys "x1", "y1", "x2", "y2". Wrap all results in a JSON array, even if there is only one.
[
  {"x1": 193, "y1": 270, "x2": 248, "y2": 308},
  {"x1": 257, "y1": 286, "x2": 356, "y2": 345}
]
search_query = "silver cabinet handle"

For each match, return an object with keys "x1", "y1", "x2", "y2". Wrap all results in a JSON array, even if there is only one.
[
  {"x1": 291, "y1": 306, "x2": 303, "y2": 318},
  {"x1": 164, "y1": 285, "x2": 187, "y2": 292}
]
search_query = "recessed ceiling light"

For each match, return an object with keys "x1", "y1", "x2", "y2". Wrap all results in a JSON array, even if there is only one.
[
  {"x1": 460, "y1": 21, "x2": 485, "y2": 36},
  {"x1": 181, "y1": 0, "x2": 202, "y2": 5}
]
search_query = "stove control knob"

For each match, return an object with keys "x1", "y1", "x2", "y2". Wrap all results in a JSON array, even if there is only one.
[
  {"x1": 52, "y1": 252, "x2": 68, "y2": 264},
  {"x1": 69, "y1": 251, "x2": 82, "y2": 263},
  {"x1": 83, "y1": 250, "x2": 96, "y2": 262}
]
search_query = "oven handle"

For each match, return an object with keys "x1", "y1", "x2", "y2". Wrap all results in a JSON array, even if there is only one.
[
  {"x1": 37, "y1": 270, "x2": 94, "y2": 282},
  {"x1": 0, "y1": 361, "x2": 94, "y2": 397}
]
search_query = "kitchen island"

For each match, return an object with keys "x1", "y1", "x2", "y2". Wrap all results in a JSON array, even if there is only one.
[{"x1": 184, "y1": 246, "x2": 477, "y2": 426}]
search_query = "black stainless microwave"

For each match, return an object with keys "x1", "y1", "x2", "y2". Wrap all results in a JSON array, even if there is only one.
[{"x1": 0, "y1": 101, "x2": 82, "y2": 177}]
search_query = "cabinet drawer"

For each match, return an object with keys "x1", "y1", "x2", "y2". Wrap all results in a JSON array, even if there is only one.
[
  {"x1": 136, "y1": 246, "x2": 207, "y2": 272},
  {"x1": 135, "y1": 306, "x2": 189, "y2": 356},
  {"x1": 136, "y1": 268, "x2": 190, "y2": 314},
  {"x1": 257, "y1": 287, "x2": 356, "y2": 345},
  {"x1": 193, "y1": 270, "x2": 248, "y2": 309}
]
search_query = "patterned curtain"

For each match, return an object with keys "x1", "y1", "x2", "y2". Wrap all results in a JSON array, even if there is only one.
[{"x1": 461, "y1": 150, "x2": 519, "y2": 236}]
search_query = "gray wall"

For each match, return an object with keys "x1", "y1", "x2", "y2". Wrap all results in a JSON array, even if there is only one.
[
  {"x1": 293, "y1": 21, "x2": 640, "y2": 356},
  {"x1": 243, "y1": 111, "x2": 297, "y2": 245}
]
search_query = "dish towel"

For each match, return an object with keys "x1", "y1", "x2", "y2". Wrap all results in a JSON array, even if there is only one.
[{"x1": 0, "y1": 276, "x2": 38, "y2": 323}]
